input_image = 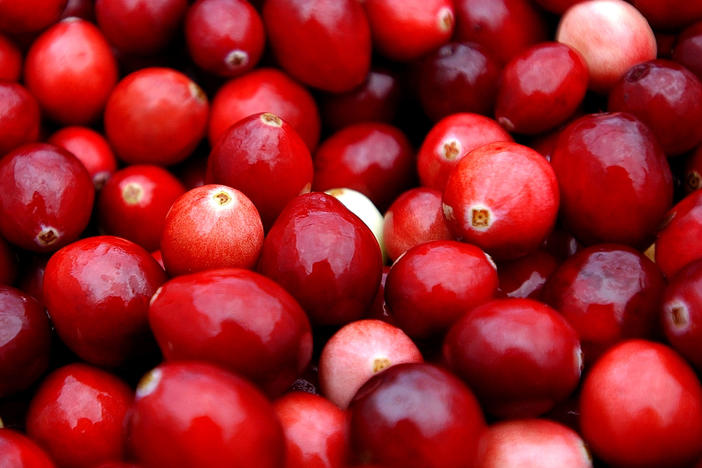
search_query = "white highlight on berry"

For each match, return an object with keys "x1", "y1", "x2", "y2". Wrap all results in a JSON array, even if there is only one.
[{"x1": 136, "y1": 368, "x2": 162, "y2": 399}]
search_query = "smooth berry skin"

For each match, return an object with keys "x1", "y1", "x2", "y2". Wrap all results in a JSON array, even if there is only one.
[
  {"x1": 208, "y1": 68, "x2": 320, "y2": 151},
  {"x1": 443, "y1": 298, "x2": 583, "y2": 419},
  {"x1": 24, "y1": 18, "x2": 118, "y2": 125},
  {"x1": 274, "y1": 392, "x2": 350, "y2": 468},
  {"x1": 608, "y1": 59, "x2": 702, "y2": 156},
  {"x1": 496, "y1": 42, "x2": 588, "y2": 135},
  {"x1": 160, "y1": 184, "x2": 264, "y2": 276},
  {"x1": 313, "y1": 123, "x2": 415, "y2": 211},
  {"x1": 148, "y1": 268, "x2": 312, "y2": 397},
  {"x1": 43, "y1": 236, "x2": 167, "y2": 366},
  {"x1": 0, "y1": 82, "x2": 40, "y2": 157},
  {"x1": 207, "y1": 113, "x2": 313, "y2": 229},
  {"x1": 263, "y1": 0, "x2": 371, "y2": 93},
  {"x1": 0, "y1": 143, "x2": 94, "y2": 253},
  {"x1": 542, "y1": 244, "x2": 665, "y2": 365},
  {"x1": 417, "y1": 113, "x2": 513, "y2": 191},
  {"x1": 631, "y1": 0, "x2": 702, "y2": 31},
  {"x1": 673, "y1": 21, "x2": 702, "y2": 81},
  {"x1": 0, "y1": 34, "x2": 21, "y2": 82},
  {"x1": 98, "y1": 165, "x2": 186, "y2": 252},
  {"x1": 0, "y1": 285, "x2": 50, "y2": 398},
  {"x1": 656, "y1": 190, "x2": 702, "y2": 278},
  {"x1": 0, "y1": 428, "x2": 56, "y2": 468},
  {"x1": 258, "y1": 192, "x2": 383, "y2": 326},
  {"x1": 550, "y1": 112, "x2": 673, "y2": 248},
  {"x1": 442, "y1": 141, "x2": 560, "y2": 260},
  {"x1": 128, "y1": 361, "x2": 285, "y2": 468},
  {"x1": 416, "y1": 42, "x2": 501, "y2": 122},
  {"x1": 104, "y1": 67, "x2": 209, "y2": 166},
  {"x1": 96, "y1": 0, "x2": 188, "y2": 56},
  {"x1": 48, "y1": 126, "x2": 118, "y2": 189},
  {"x1": 0, "y1": 0, "x2": 66, "y2": 34},
  {"x1": 185, "y1": 0, "x2": 264, "y2": 77},
  {"x1": 497, "y1": 249, "x2": 559, "y2": 300},
  {"x1": 580, "y1": 340, "x2": 702, "y2": 468},
  {"x1": 349, "y1": 362, "x2": 486, "y2": 468},
  {"x1": 385, "y1": 240, "x2": 498, "y2": 339},
  {"x1": 26, "y1": 364, "x2": 133, "y2": 468}
]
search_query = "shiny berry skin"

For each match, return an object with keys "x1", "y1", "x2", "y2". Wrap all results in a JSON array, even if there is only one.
[
  {"x1": 385, "y1": 240, "x2": 497, "y2": 339},
  {"x1": 98, "y1": 165, "x2": 186, "y2": 252},
  {"x1": 580, "y1": 340, "x2": 702, "y2": 468},
  {"x1": 0, "y1": 285, "x2": 50, "y2": 398},
  {"x1": 542, "y1": 244, "x2": 665, "y2": 364},
  {"x1": 104, "y1": 67, "x2": 209, "y2": 166},
  {"x1": 0, "y1": 428, "x2": 56, "y2": 468},
  {"x1": 0, "y1": 143, "x2": 94, "y2": 253},
  {"x1": 673, "y1": 21, "x2": 702, "y2": 81},
  {"x1": 160, "y1": 184, "x2": 264, "y2": 276},
  {"x1": 497, "y1": 249, "x2": 559, "y2": 300},
  {"x1": 96, "y1": 0, "x2": 188, "y2": 56},
  {"x1": 656, "y1": 190, "x2": 702, "y2": 278},
  {"x1": 443, "y1": 298, "x2": 583, "y2": 418},
  {"x1": 24, "y1": 18, "x2": 118, "y2": 125},
  {"x1": 258, "y1": 192, "x2": 383, "y2": 326},
  {"x1": 495, "y1": 42, "x2": 588, "y2": 135},
  {"x1": 363, "y1": 0, "x2": 454, "y2": 62},
  {"x1": 0, "y1": 0, "x2": 66, "y2": 34},
  {"x1": 550, "y1": 112, "x2": 673, "y2": 248},
  {"x1": 274, "y1": 392, "x2": 350, "y2": 468},
  {"x1": 0, "y1": 34, "x2": 21, "y2": 82},
  {"x1": 185, "y1": 0, "x2": 264, "y2": 77},
  {"x1": 312, "y1": 123, "x2": 415, "y2": 211},
  {"x1": 631, "y1": 0, "x2": 702, "y2": 31},
  {"x1": 0, "y1": 82, "x2": 40, "y2": 157},
  {"x1": 207, "y1": 112, "x2": 313, "y2": 229},
  {"x1": 47, "y1": 126, "x2": 118, "y2": 189},
  {"x1": 127, "y1": 361, "x2": 285, "y2": 468},
  {"x1": 608, "y1": 59, "x2": 702, "y2": 156},
  {"x1": 442, "y1": 141, "x2": 560, "y2": 260},
  {"x1": 43, "y1": 236, "x2": 167, "y2": 366},
  {"x1": 349, "y1": 362, "x2": 486, "y2": 468},
  {"x1": 263, "y1": 0, "x2": 371, "y2": 92},
  {"x1": 208, "y1": 67, "x2": 320, "y2": 151},
  {"x1": 148, "y1": 268, "x2": 312, "y2": 396},
  {"x1": 26, "y1": 363, "x2": 133, "y2": 468}
]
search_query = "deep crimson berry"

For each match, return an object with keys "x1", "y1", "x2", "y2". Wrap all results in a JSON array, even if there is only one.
[
  {"x1": 47, "y1": 126, "x2": 118, "y2": 189},
  {"x1": 0, "y1": 82, "x2": 40, "y2": 157},
  {"x1": 0, "y1": 0, "x2": 67, "y2": 34},
  {"x1": 497, "y1": 249, "x2": 559, "y2": 300},
  {"x1": 631, "y1": 0, "x2": 702, "y2": 30},
  {"x1": 61, "y1": 0, "x2": 95, "y2": 20},
  {"x1": 0, "y1": 34, "x2": 21, "y2": 82},
  {"x1": 656, "y1": 190, "x2": 702, "y2": 278},
  {"x1": 684, "y1": 144, "x2": 702, "y2": 193},
  {"x1": 673, "y1": 21, "x2": 702, "y2": 81},
  {"x1": 0, "y1": 428, "x2": 56, "y2": 468},
  {"x1": 0, "y1": 235, "x2": 16, "y2": 286}
]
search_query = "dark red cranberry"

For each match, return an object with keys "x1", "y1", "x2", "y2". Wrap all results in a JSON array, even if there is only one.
[
  {"x1": 684, "y1": 144, "x2": 702, "y2": 193},
  {"x1": 673, "y1": 21, "x2": 702, "y2": 81},
  {"x1": 366, "y1": 266, "x2": 393, "y2": 324},
  {"x1": 0, "y1": 236, "x2": 16, "y2": 286},
  {"x1": 0, "y1": 34, "x2": 21, "y2": 82},
  {"x1": 631, "y1": 0, "x2": 702, "y2": 31},
  {"x1": 531, "y1": 0, "x2": 583, "y2": 13},
  {"x1": 497, "y1": 249, "x2": 559, "y2": 300},
  {"x1": 0, "y1": 428, "x2": 56, "y2": 467},
  {"x1": 17, "y1": 254, "x2": 47, "y2": 305},
  {"x1": 0, "y1": 0, "x2": 67, "y2": 34},
  {"x1": 0, "y1": 82, "x2": 40, "y2": 156},
  {"x1": 542, "y1": 227, "x2": 581, "y2": 261},
  {"x1": 656, "y1": 190, "x2": 702, "y2": 278},
  {"x1": 60, "y1": 0, "x2": 95, "y2": 20},
  {"x1": 47, "y1": 126, "x2": 118, "y2": 189}
]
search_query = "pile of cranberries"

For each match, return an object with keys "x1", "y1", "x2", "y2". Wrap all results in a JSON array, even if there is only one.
[{"x1": 2, "y1": 0, "x2": 702, "y2": 467}]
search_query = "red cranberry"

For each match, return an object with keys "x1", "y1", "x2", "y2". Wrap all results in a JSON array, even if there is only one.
[
  {"x1": 656, "y1": 190, "x2": 702, "y2": 278},
  {"x1": 43, "y1": 236, "x2": 167, "y2": 366},
  {"x1": 104, "y1": 67, "x2": 209, "y2": 166},
  {"x1": 0, "y1": 82, "x2": 40, "y2": 156},
  {"x1": 673, "y1": 21, "x2": 702, "y2": 81},
  {"x1": 0, "y1": 34, "x2": 21, "y2": 82},
  {"x1": 580, "y1": 340, "x2": 702, "y2": 467},
  {"x1": 263, "y1": 0, "x2": 371, "y2": 92},
  {"x1": 497, "y1": 249, "x2": 559, "y2": 300},
  {"x1": 417, "y1": 113, "x2": 512, "y2": 191},
  {"x1": 127, "y1": 361, "x2": 285, "y2": 468},
  {"x1": 47, "y1": 126, "x2": 118, "y2": 189},
  {"x1": 542, "y1": 227, "x2": 582, "y2": 261},
  {"x1": 0, "y1": 428, "x2": 56, "y2": 467},
  {"x1": 0, "y1": 236, "x2": 16, "y2": 286},
  {"x1": 24, "y1": 18, "x2": 118, "y2": 125},
  {"x1": 258, "y1": 192, "x2": 383, "y2": 326},
  {"x1": 0, "y1": 143, "x2": 94, "y2": 252},
  {"x1": 550, "y1": 112, "x2": 673, "y2": 248},
  {"x1": 443, "y1": 298, "x2": 583, "y2": 418},
  {"x1": 684, "y1": 144, "x2": 702, "y2": 193},
  {"x1": 442, "y1": 141, "x2": 559, "y2": 260},
  {"x1": 0, "y1": 0, "x2": 66, "y2": 34},
  {"x1": 349, "y1": 362, "x2": 485, "y2": 468},
  {"x1": 26, "y1": 363, "x2": 133, "y2": 468},
  {"x1": 631, "y1": 0, "x2": 702, "y2": 31},
  {"x1": 542, "y1": 244, "x2": 665, "y2": 364},
  {"x1": 208, "y1": 67, "x2": 320, "y2": 151}
]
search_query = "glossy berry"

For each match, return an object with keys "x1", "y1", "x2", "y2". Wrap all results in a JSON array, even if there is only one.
[
  {"x1": 47, "y1": 126, "x2": 118, "y2": 189},
  {"x1": 497, "y1": 249, "x2": 559, "y2": 300},
  {"x1": 656, "y1": 190, "x2": 702, "y2": 278},
  {"x1": 0, "y1": 0, "x2": 67, "y2": 34},
  {"x1": 0, "y1": 428, "x2": 56, "y2": 468},
  {"x1": 0, "y1": 82, "x2": 40, "y2": 157},
  {"x1": 631, "y1": 0, "x2": 702, "y2": 31}
]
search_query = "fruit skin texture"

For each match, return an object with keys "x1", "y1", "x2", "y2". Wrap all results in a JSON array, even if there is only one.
[
  {"x1": 656, "y1": 190, "x2": 702, "y2": 278},
  {"x1": 26, "y1": 363, "x2": 133, "y2": 468},
  {"x1": 148, "y1": 268, "x2": 313, "y2": 397},
  {"x1": 580, "y1": 340, "x2": 702, "y2": 468},
  {"x1": 0, "y1": 428, "x2": 56, "y2": 468},
  {"x1": 48, "y1": 126, "x2": 118, "y2": 189},
  {"x1": 349, "y1": 362, "x2": 486, "y2": 468},
  {"x1": 550, "y1": 112, "x2": 673, "y2": 248},
  {"x1": 127, "y1": 361, "x2": 285, "y2": 468},
  {"x1": 0, "y1": 82, "x2": 40, "y2": 156},
  {"x1": 263, "y1": 0, "x2": 371, "y2": 92},
  {"x1": 43, "y1": 236, "x2": 167, "y2": 366},
  {"x1": 0, "y1": 143, "x2": 94, "y2": 253}
]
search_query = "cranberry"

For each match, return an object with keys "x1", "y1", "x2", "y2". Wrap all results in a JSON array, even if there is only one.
[
  {"x1": 349, "y1": 362, "x2": 485, "y2": 468},
  {"x1": 366, "y1": 266, "x2": 393, "y2": 324},
  {"x1": 631, "y1": 0, "x2": 702, "y2": 31},
  {"x1": 47, "y1": 126, "x2": 118, "y2": 189},
  {"x1": 673, "y1": 21, "x2": 702, "y2": 81},
  {"x1": 26, "y1": 363, "x2": 133, "y2": 468},
  {"x1": 656, "y1": 190, "x2": 702, "y2": 278},
  {"x1": 43, "y1": 236, "x2": 167, "y2": 366},
  {"x1": 580, "y1": 340, "x2": 702, "y2": 467},
  {"x1": 0, "y1": 143, "x2": 94, "y2": 252},
  {"x1": 0, "y1": 428, "x2": 56, "y2": 467},
  {"x1": 263, "y1": 0, "x2": 371, "y2": 92},
  {"x1": 0, "y1": 0, "x2": 67, "y2": 34},
  {"x1": 104, "y1": 67, "x2": 209, "y2": 166},
  {"x1": 550, "y1": 112, "x2": 673, "y2": 248},
  {"x1": 24, "y1": 18, "x2": 118, "y2": 125},
  {"x1": 497, "y1": 249, "x2": 559, "y2": 300},
  {"x1": 542, "y1": 227, "x2": 582, "y2": 261},
  {"x1": 257, "y1": 192, "x2": 382, "y2": 326},
  {"x1": 443, "y1": 298, "x2": 582, "y2": 418},
  {"x1": 0, "y1": 82, "x2": 40, "y2": 156},
  {"x1": 0, "y1": 34, "x2": 21, "y2": 82},
  {"x1": 442, "y1": 141, "x2": 559, "y2": 260},
  {"x1": 127, "y1": 361, "x2": 285, "y2": 468},
  {"x1": 685, "y1": 145, "x2": 702, "y2": 193}
]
